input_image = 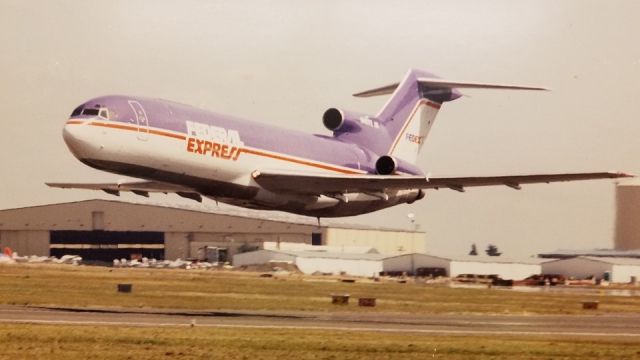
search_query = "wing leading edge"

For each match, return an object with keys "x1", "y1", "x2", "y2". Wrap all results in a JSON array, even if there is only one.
[{"x1": 252, "y1": 170, "x2": 632, "y2": 194}]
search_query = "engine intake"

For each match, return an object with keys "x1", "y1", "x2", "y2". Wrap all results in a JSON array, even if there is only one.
[
  {"x1": 375, "y1": 155, "x2": 397, "y2": 175},
  {"x1": 323, "y1": 108, "x2": 373, "y2": 133},
  {"x1": 322, "y1": 108, "x2": 344, "y2": 131}
]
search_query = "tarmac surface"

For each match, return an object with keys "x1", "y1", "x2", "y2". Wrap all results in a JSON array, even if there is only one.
[{"x1": 1, "y1": 305, "x2": 640, "y2": 337}]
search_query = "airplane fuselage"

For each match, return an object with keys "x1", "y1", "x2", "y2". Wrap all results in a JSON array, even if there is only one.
[{"x1": 63, "y1": 95, "x2": 425, "y2": 217}]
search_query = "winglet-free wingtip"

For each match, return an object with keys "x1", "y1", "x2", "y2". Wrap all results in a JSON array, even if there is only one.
[{"x1": 614, "y1": 171, "x2": 635, "y2": 178}]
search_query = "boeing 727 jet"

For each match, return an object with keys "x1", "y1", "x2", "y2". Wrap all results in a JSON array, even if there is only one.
[{"x1": 48, "y1": 69, "x2": 631, "y2": 217}]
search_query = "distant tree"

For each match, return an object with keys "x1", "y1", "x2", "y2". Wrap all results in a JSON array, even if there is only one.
[
  {"x1": 485, "y1": 244, "x2": 502, "y2": 257},
  {"x1": 469, "y1": 243, "x2": 478, "y2": 256}
]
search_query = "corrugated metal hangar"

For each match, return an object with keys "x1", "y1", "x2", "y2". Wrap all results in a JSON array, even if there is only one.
[{"x1": 0, "y1": 199, "x2": 425, "y2": 263}]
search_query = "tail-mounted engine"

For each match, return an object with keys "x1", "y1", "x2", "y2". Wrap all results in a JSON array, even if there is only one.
[
  {"x1": 323, "y1": 108, "x2": 371, "y2": 133},
  {"x1": 375, "y1": 155, "x2": 397, "y2": 175}
]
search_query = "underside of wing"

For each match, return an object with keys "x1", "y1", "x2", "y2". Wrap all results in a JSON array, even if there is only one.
[
  {"x1": 46, "y1": 181, "x2": 203, "y2": 202},
  {"x1": 251, "y1": 170, "x2": 429, "y2": 194},
  {"x1": 252, "y1": 170, "x2": 632, "y2": 194}
]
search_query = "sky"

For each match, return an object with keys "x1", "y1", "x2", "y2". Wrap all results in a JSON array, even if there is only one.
[{"x1": 1, "y1": 0, "x2": 639, "y2": 257}]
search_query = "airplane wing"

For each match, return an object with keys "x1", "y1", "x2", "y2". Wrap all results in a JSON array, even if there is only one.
[
  {"x1": 252, "y1": 170, "x2": 632, "y2": 194},
  {"x1": 46, "y1": 181, "x2": 203, "y2": 202}
]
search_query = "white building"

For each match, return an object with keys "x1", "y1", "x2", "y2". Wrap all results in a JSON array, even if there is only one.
[
  {"x1": 384, "y1": 254, "x2": 543, "y2": 280},
  {"x1": 234, "y1": 249, "x2": 543, "y2": 279},
  {"x1": 233, "y1": 249, "x2": 385, "y2": 277},
  {"x1": 542, "y1": 256, "x2": 640, "y2": 283}
]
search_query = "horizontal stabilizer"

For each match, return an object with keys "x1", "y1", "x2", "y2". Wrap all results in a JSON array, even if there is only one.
[{"x1": 353, "y1": 78, "x2": 548, "y2": 97}]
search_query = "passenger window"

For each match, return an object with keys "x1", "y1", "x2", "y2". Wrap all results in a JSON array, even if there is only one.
[{"x1": 99, "y1": 109, "x2": 109, "y2": 119}]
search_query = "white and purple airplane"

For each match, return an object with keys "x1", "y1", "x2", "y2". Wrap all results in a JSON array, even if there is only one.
[{"x1": 49, "y1": 69, "x2": 631, "y2": 217}]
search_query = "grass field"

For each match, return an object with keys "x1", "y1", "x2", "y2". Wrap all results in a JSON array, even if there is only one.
[
  {"x1": 1, "y1": 324, "x2": 639, "y2": 360},
  {"x1": 1, "y1": 263, "x2": 639, "y2": 314},
  {"x1": 2, "y1": 264, "x2": 640, "y2": 359}
]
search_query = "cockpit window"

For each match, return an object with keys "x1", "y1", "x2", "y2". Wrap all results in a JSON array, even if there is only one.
[
  {"x1": 82, "y1": 108, "x2": 100, "y2": 116},
  {"x1": 71, "y1": 106, "x2": 83, "y2": 117},
  {"x1": 74, "y1": 105, "x2": 110, "y2": 119}
]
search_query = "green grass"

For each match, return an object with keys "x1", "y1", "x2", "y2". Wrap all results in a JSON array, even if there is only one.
[
  {"x1": 1, "y1": 324, "x2": 639, "y2": 360},
  {"x1": 1, "y1": 263, "x2": 639, "y2": 314}
]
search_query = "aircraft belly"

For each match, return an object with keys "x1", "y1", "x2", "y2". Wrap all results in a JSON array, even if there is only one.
[{"x1": 260, "y1": 189, "x2": 425, "y2": 217}]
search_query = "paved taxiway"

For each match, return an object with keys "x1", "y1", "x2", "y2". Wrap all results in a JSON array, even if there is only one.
[{"x1": 1, "y1": 305, "x2": 639, "y2": 337}]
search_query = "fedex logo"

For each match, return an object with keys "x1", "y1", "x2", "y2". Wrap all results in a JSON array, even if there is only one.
[
  {"x1": 185, "y1": 121, "x2": 244, "y2": 161},
  {"x1": 405, "y1": 133, "x2": 425, "y2": 145},
  {"x1": 186, "y1": 121, "x2": 244, "y2": 146}
]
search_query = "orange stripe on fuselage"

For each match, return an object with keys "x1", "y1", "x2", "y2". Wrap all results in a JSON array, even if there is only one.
[
  {"x1": 239, "y1": 148, "x2": 360, "y2": 174},
  {"x1": 87, "y1": 121, "x2": 187, "y2": 140},
  {"x1": 65, "y1": 120, "x2": 361, "y2": 175}
]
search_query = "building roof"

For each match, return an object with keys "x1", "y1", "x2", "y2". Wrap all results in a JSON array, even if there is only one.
[
  {"x1": 538, "y1": 249, "x2": 640, "y2": 259},
  {"x1": 542, "y1": 256, "x2": 640, "y2": 266},
  {"x1": 252, "y1": 249, "x2": 387, "y2": 261},
  {"x1": 240, "y1": 249, "x2": 547, "y2": 264},
  {"x1": 617, "y1": 179, "x2": 640, "y2": 187},
  {"x1": 263, "y1": 242, "x2": 379, "y2": 254},
  {"x1": 581, "y1": 256, "x2": 640, "y2": 266},
  {"x1": 391, "y1": 252, "x2": 546, "y2": 265},
  {"x1": 0, "y1": 199, "x2": 423, "y2": 233}
]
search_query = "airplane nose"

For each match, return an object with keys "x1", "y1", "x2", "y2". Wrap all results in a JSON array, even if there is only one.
[{"x1": 63, "y1": 121, "x2": 100, "y2": 159}]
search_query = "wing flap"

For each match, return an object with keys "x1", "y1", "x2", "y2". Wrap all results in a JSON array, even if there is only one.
[
  {"x1": 252, "y1": 170, "x2": 428, "y2": 194},
  {"x1": 252, "y1": 170, "x2": 632, "y2": 195},
  {"x1": 427, "y1": 172, "x2": 631, "y2": 191},
  {"x1": 46, "y1": 181, "x2": 203, "y2": 202}
]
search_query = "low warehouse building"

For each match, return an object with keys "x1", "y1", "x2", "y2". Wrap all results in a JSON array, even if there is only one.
[
  {"x1": 233, "y1": 249, "x2": 385, "y2": 277},
  {"x1": 0, "y1": 199, "x2": 425, "y2": 262},
  {"x1": 542, "y1": 256, "x2": 640, "y2": 283},
  {"x1": 235, "y1": 249, "x2": 543, "y2": 279},
  {"x1": 383, "y1": 254, "x2": 543, "y2": 280}
]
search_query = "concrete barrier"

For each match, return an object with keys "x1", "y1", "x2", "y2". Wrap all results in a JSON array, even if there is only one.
[
  {"x1": 331, "y1": 294, "x2": 349, "y2": 305},
  {"x1": 582, "y1": 300, "x2": 599, "y2": 310},
  {"x1": 117, "y1": 283, "x2": 133, "y2": 293},
  {"x1": 358, "y1": 297, "x2": 376, "y2": 307}
]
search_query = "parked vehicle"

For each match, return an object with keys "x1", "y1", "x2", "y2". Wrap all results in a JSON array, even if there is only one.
[
  {"x1": 513, "y1": 274, "x2": 565, "y2": 286},
  {"x1": 416, "y1": 267, "x2": 447, "y2": 278}
]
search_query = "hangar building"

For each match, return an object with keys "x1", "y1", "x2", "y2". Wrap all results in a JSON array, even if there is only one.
[
  {"x1": 233, "y1": 249, "x2": 386, "y2": 277},
  {"x1": 0, "y1": 199, "x2": 425, "y2": 262},
  {"x1": 383, "y1": 254, "x2": 544, "y2": 280},
  {"x1": 233, "y1": 250, "x2": 543, "y2": 279},
  {"x1": 542, "y1": 256, "x2": 640, "y2": 283}
]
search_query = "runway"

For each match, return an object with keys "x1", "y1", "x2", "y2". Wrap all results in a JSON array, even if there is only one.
[{"x1": 1, "y1": 305, "x2": 639, "y2": 337}]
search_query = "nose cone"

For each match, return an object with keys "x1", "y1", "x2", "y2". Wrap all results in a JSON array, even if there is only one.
[{"x1": 63, "y1": 121, "x2": 99, "y2": 160}]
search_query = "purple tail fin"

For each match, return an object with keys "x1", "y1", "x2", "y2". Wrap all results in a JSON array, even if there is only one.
[
  {"x1": 337, "y1": 69, "x2": 544, "y2": 164},
  {"x1": 351, "y1": 69, "x2": 462, "y2": 163}
]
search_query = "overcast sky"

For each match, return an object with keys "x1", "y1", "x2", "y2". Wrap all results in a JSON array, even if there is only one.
[{"x1": 1, "y1": 0, "x2": 639, "y2": 257}]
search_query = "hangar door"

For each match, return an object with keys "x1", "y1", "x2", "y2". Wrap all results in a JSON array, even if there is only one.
[{"x1": 50, "y1": 231, "x2": 164, "y2": 262}]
